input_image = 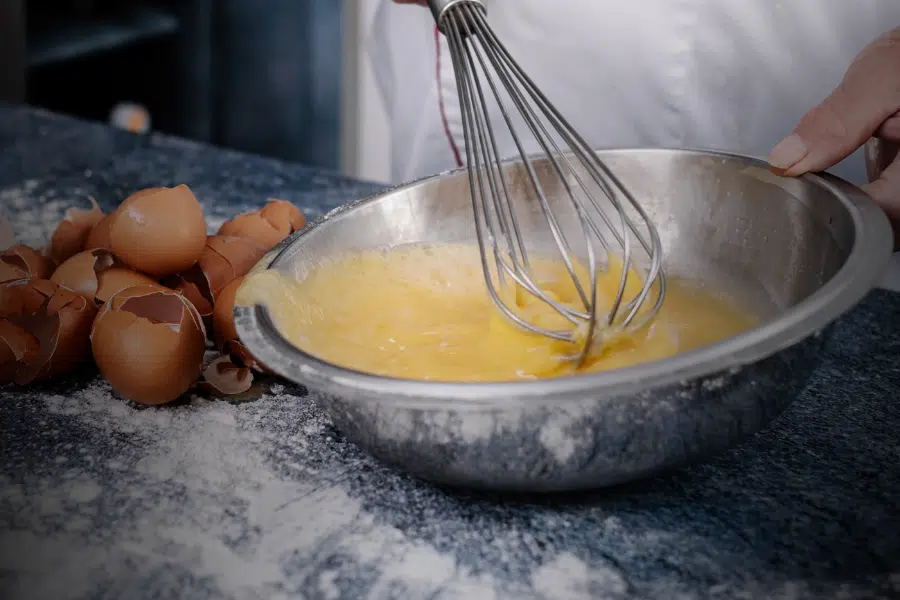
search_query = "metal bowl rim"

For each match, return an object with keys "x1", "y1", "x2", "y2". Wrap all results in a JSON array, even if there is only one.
[{"x1": 238, "y1": 147, "x2": 893, "y2": 405}]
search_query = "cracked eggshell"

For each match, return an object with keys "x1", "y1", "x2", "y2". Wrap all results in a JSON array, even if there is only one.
[
  {"x1": 49, "y1": 199, "x2": 105, "y2": 264},
  {"x1": 1, "y1": 279, "x2": 97, "y2": 384},
  {"x1": 83, "y1": 213, "x2": 115, "y2": 251},
  {"x1": 212, "y1": 276, "x2": 272, "y2": 373},
  {"x1": 259, "y1": 199, "x2": 306, "y2": 234},
  {"x1": 162, "y1": 265, "x2": 214, "y2": 322},
  {"x1": 212, "y1": 276, "x2": 242, "y2": 349},
  {"x1": 0, "y1": 244, "x2": 55, "y2": 283},
  {"x1": 90, "y1": 285, "x2": 207, "y2": 405},
  {"x1": 0, "y1": 320, "x2": 39, "y2": 383},
  {"x1": 162, "y1": 236, "x2": 267, "y2": 324},
  {"x1": 0, "y1": 278, "x2": 50, "y2": 319},
  {"x1": 217, "y1": 199, "x2": 305, "y2": 251},
  {"x1": 50, "y1": 249, "x2": 159, "y2": 304},
  {"x1": 199, "y1": 354, "x2": 253, "y2": 395},
  {"x1": 109, "y1": 185, "x2": 207, "y2": 277},
  {"x1": 203, "y1": 236, "x2": 267, "y2": 298}
]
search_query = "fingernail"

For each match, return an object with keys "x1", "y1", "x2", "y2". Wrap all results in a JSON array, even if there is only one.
[{"x1": 767, "y1": 134, "x2": 809, "y2": 170}]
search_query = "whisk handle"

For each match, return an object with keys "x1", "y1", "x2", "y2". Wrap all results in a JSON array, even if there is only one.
[
  {"x1": 427, "y1": 0, "x2": 486, "y2": 32},
  {"x1": 866, "y1": 137, "x2": 898, "y2": 183}
]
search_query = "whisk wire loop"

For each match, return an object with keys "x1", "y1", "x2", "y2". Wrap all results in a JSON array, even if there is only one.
[{"x1": 433, "y1": 0, "x2": 665, "y2": 361}]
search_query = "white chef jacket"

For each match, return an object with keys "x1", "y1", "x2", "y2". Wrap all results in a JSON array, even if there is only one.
[
  {"x1": 367, "y1": 0, "x2": 900, "y2": 289},
  {"x1": 366, "y1": 0, "x2": 900, "y2": 188}
]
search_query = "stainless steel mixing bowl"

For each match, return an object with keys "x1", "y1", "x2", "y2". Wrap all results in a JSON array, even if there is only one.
[{"x1": 235, "y1": 149, "x2": 893, "y2": 492}]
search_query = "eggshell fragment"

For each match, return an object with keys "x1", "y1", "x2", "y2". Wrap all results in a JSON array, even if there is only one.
[
  {"x1": 260, "y1": 199, "x2": 306, "y2": 233},
  {"x1": 109, "y1": 185, "x2": 207, "y2": 277},
  {"x1": 161, "y1": 266, "x2": 213, "y2": 322},
  {"x1": 217, "y1": 212, "x2": 283, "y2": 250},
  {"x1": 90, "y1": 285, "x2": 207, "y2": 405},
  {"x1": 49, "y1": 199, "x2": 104, "y2": 264},
  {"x1": 211, "y1": 276, "x2": 271, "y2": 373},
  {"x1": 212, "y1": 276, "x2": 242, "y2": 349},
  {"x1": 0, "y1": 279, "x2": 97, "y2": 384},
  {"x1": 0, "y1": 278, "x2": 49, "y2": 318},
  {"x1": 50, "y1": 249, "x2": 159, "y2": 305},
  {"x1": 0, "y1": 244, "x2": 55, "y2": 283},
  {"x1": 217, "y1": 199, "x2": 305, "y2": 251},
  {"x1": 200, "y1": 355, "x2": 253, "y2": 395},
  {"x1": 83, "y1": 213, "x2": 114, "y2": 251},
  {"x1": 204, "y1": 236, "x2": 268, "y2": 297},
  {"x1": 162, "y1": 236, "x2": 267, "y2": 325},
  {"x1": 0, "y1": 320, "x2": 39, "y2": 383}
]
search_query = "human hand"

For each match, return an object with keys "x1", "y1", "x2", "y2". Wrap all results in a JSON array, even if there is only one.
[{"x1": 768, "y1": 27, "x2": 900, "y2": 244}]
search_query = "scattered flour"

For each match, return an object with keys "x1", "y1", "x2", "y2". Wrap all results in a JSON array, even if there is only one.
[
  {"x1": 538, "y1": 409, "x2": 584, "y2": 464},
  {"x1": 0, "y1": 380, "x2": 508, "y2": 600},
  {"x1": 531, "y1": 553, "x2": 629, "y2": 600},
  {"x1": 0, "y1": 179, "x2": 73, "y2": 249}
]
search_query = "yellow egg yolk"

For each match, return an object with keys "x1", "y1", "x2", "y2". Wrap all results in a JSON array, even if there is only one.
[{"x1": 236, "y1": 244, "x2": 758, "y2": 382}]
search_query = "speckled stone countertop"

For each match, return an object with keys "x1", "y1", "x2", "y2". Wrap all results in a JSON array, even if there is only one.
[{"x1": 1, "y1": 105, "x2": 899, "y2": 600}]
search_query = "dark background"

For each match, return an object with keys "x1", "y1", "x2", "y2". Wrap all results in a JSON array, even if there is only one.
[{"x1": 0, "y1": 0, "x2": 344, "y2": 171}]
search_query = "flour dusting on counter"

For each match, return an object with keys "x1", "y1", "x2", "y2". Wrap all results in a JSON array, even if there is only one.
[
  {"x1": 4, "y1": 374, "x2": 893, "y2": 600},
  {"x1": 1, "y1": 380, "x2": 513, "y2": 599}
]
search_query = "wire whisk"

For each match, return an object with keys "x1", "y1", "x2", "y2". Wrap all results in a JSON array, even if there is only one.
[{"x1": 427, "y1": 0, "x2": 666, "y2": 364}]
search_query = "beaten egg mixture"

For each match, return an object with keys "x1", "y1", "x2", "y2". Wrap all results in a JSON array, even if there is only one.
[{"x1": 237, "y1": 244, "x2": 758, "y2": 381}]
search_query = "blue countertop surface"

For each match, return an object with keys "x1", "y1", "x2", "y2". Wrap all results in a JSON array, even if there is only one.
[{"x1": 1, "y1": 105, "x2": 898, "y2": 600}]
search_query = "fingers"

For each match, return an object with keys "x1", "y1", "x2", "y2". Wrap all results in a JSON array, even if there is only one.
[
  {"x1": 876, "y1": 113, "x2": 900, "y2": 141},
  {"x1": 862, "y1": 153, "x2": 900, "y2": 248},
  {"x1": 768, "y1": 27, "x2": 900, "y2": 176}
]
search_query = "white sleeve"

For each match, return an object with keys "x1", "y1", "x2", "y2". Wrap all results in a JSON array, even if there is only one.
[{"x1": 364, "y1": 1, "x2": 448, "y2": 183}]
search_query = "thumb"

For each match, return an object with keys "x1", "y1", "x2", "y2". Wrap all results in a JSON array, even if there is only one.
[{"x1": 768, "y1": 29, "x2": 900, "y2": 176}]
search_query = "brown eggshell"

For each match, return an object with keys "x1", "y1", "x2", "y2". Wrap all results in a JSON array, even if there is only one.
[
  {"x1": 49, "y1": 199, "x2": 104, "y2": 264},
  {"x1": 212, "y1": 276, "x2": 242, "y2": 349},
  {"x1": 83, "y1": 213, "x2": 114, "y2": 251},
  {"x1": 0, "y1": 244, "x2": 55, "y2": 283},
  {"x1": 225, "y1": 340, "x2": 273, "y2": 374},
  {"x1": 49, "y1": 249, "x2": 115, "y2": 299},
  {"x1": 125, "y1": 187, "x2": 165, "y2": 201},
  {"x1": 199, "y1": 354, "x2": 253, "y2": 395},
  {"x1": 0, "y1": 320, "x2": 39, "y2": 384},
  {"x1": 90, "y1": 285, "x2": 207, "y2": 405},
  {"x1": 209, "y1": 276, "x2": 272, "y2": 373},
  {"x1": 0, "y1": 278, "x2": 50, "y2": 319},
  {"x1": 217, "y1": 212, "x2": 284, "y2": 250},
  {"x1": 109, "y1": 185, "x2": 207, "y2": 277},
  {"x1": 259, "y1": 199, "x2": 306, "y2": 234},
  {"x1": 217, "y1": 199, "x2": 304, "y2": 251},
  {"x1": 162, "y1": 266, "x2": 214, "y2": 320},
  {"x1": 2, "y1": 280, "x2": 96, "y2": 384},
  {"x1": 204, "y1": 236, "x2": 267, "y2": 298},
  {"x1": 50, "y1": 249, "x2": 159, "y2": 305},
  {"x1": 96, "y1": 269, "x2": 162, "y2": 304},
  {"x1": 162, "y1": 235, "x2": 267, "y2": 325}
]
